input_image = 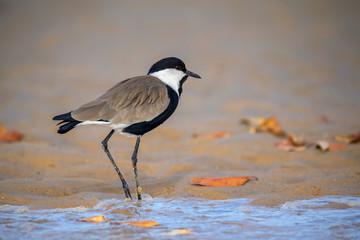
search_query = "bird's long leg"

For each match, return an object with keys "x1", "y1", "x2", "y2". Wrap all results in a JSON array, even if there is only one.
[
  {"x1": 131, "y1": 136, "x2": 142, "y2": 201},
  {"x1": 101, "y1": 130, "x2": 132, "y2": 200}
]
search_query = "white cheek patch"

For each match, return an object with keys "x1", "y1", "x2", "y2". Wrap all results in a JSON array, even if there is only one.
[{"x1": 150, "y1": 69, "x2": 186, "y2": 95}]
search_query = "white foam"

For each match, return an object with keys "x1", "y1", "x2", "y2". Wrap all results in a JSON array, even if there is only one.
[
  {"x1": 281, "y1": 196, "x2": 360, "y2": 210},
  {"x1": 0, "y1": 205, "x2": 29, "y2": 213}
]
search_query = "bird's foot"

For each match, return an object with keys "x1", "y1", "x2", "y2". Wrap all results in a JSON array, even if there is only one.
[{"x1": 136, "y1": 186, "x2": 142, "y2": 201}]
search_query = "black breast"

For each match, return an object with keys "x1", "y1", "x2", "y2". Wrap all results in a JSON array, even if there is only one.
[{"x1": 123, "y1": 86, "x2": 179, "y2": 136}]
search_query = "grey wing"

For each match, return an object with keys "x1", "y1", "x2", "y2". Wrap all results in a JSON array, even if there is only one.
[{"x1": 71, "y1": 76, "x2": 170, "y2": 124}]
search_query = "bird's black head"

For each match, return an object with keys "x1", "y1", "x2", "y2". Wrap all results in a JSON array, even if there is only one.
[
  {"x1": 147, "y1": 57, "x2": 201, "y2": 79},
  {"x1": 147, "y1": 57, "x2": 185, "y2": 75},
  {"x1": 147, "y1": 57, "x2": 201, "y2": 96}
]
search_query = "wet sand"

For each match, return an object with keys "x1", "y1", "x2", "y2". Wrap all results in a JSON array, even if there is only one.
[{"x1": 1, "y1": 0, "x2": 360, "y2": 209}]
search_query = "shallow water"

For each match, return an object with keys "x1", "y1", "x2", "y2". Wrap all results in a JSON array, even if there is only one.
[{"x1": 1, "y1": 195, "x2": 359, "y2": 239}]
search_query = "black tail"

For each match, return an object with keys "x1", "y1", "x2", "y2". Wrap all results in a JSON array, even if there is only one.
[{"x1": 53, "y1": 112, "x2": 81, "y2": 134}]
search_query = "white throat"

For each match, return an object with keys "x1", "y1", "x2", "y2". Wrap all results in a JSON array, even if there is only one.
[{"x1": 150, "y1": 69, "x2": 186, "y2": 95}]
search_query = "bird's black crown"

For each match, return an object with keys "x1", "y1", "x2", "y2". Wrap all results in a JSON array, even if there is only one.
[{"x1": 147, "y1": 57, "x2": 186, "y2": 75}]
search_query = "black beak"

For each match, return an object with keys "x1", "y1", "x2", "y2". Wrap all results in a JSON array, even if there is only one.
[{"x1": 186, "y1": 70, "x2": 201, "y2": 79}]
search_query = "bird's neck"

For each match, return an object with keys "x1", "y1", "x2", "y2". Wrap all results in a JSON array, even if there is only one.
[
  {"x1": 178, "y1": 75, "x2": 189, "y2": 96},
  {"x1": 149, "y1": 69, "x2": 186, "y2": 96}
]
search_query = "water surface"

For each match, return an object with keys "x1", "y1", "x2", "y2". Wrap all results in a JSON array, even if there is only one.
[{"x1": 1, "y1": 195, "x2": 359, "y2": 239}]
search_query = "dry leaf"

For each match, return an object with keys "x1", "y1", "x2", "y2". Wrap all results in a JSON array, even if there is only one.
[
  {"x1": 334, "y1": 131, "x2": 360, "y2": 144},
  {"x1": 190, "y1": 176, "x2": 258, "y2": 187},
  {"x1": 164, "y1": 229, "x2": 194, "y2": 236},
  {"x1": 276, "y1": 133, "x2": 307, "y2": 152},
  {"x1": 317, "y1": 115, "x2": 330, "y2": 123},
  {"x1": 239, "y1": 117, "x2": 266, "y2": 126},
  {"x1": 328, "y1": 143, "x2": 347, "y2": 151},
  {"x1": 192, "y1": 131, "x2": 231, "y2": 139},
  {"x1": 112, "y1": 221, "x2": 159, "y2": 228},
  {"x1": 256, "y1": 116, "x2": 287, "y2": 137},
  {"x1": 315, "y1": 140, "x2": 347, "y2": 152},
  {"x1": 0, "y1": 124, "x2": 22, "y2": 143},
  {"x1": 240, "y1": 117, "x2": 266, "y2": 134},
  {"x1": 79, "y1": 215, "x2": 109, "y2": 223},
  {"x1": 240, "y1": 116, "x2": 286, "y2": 137},
  {"x1": 0, "y1": 125, "x2": 6, "y2": 136},
  {"x1": 315, "y1": 140, "x2": 329, "y2": 152}
]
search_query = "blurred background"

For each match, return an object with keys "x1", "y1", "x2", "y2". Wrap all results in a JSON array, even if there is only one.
[{"x1": 1, "y1": 0, "x2": 359, "y2": 140}]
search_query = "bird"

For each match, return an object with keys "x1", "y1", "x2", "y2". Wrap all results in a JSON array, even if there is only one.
[{"x1": 53, "y1": 57, "x2": 201, "y2": 201}]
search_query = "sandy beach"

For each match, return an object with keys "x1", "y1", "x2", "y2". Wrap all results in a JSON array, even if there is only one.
[{"x1": 1, "y1": 0, "x2": 360, "y2": 230}]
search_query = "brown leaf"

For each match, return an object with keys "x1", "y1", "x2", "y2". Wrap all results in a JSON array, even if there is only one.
[
  {"x1": 317, "y1": 115, "x2": 330, "y2": 123},
  {"x1": 164, "y1": 229, "x2": 194, "y2": 236},
  {"x1": 276, "y1": 133, "x2": 307, "y2": 151},
  {"x1": 315, "y1": 140, "x2": 347, "y2": 152},
  {"x1": 334, "y1": 131, "x2": 360, "y2": 144},
  {"x1": 240, "y1": 117, "x2": 265, "y2": 134},
  {"x1": 112, "y1": 221, "x2": 159, "y2": 228},
  {"x1": 0, "y1": 125, "x2": 6, "y2": 136},
  {"x1": 79, "y1": 215, "x2": 109, "y2": 223},
  {"x1": 240, "y1": 116, "x2": 286, "y2": 137},
  {"x1": 192, "y1": 131, "x2": 231, "y2": 139},
  {"x1": 328, "y1": 143, "x2": 347, "y2": 151},
  {"x1": 190, "y1": 176, "x2": 258, "y2": 187},
  {"x1": 239, "y1": 117, "x2": 266, "y2": 126},
  {"x1": 0, "y1": 124, "x2": 22, "y2": 143},
  {"x1": 257, "y1": 116, "x2": 287, "y2": 137}
]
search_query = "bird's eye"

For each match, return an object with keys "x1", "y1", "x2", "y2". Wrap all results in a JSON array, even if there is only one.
[{"x1": 174, "y1": 65, "x2": 181, "y2": 70}]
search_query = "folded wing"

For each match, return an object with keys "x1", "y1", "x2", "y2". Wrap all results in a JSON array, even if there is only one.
[{"x1": 71, "y1": 76, "x2": 170, "y2": 125}]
